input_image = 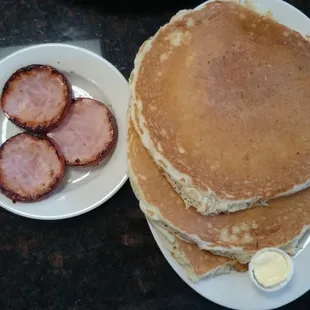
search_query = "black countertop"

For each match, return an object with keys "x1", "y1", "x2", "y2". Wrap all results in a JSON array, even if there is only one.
[{"x1": 0, "y1": 1, "x2": 310, "y2": 309}]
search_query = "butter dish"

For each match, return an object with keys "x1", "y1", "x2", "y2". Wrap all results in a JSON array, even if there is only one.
[{"x1": 249, "y1": 248, "x2": 294, "y2": 293}]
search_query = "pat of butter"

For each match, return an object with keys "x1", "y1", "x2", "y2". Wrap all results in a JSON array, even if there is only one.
[{"x1": 252, "y1": 251, "x2": 290, "y2": 288}]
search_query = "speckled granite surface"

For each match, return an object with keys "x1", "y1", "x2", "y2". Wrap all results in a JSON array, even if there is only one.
[{"x1": 0, "y1": 0, "x2": 309, "y2": 309}]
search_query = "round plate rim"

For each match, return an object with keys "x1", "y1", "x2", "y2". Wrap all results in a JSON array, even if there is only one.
[{"x1": 0, "y1": 43, "x2": 129, "y2": 220}]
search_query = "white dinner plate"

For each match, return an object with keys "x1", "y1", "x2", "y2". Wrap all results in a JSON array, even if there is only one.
[
  {"x1": 146, "y1": 0, "x2": 310, "y2": 309},
  {"x1": 0, "y1": 43, "x2": 130, "y2": 220},
  {"x1": 148, "y1": 220, "x2": 310, "y2": 310}
]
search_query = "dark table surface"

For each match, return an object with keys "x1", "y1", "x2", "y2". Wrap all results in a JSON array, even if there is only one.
[{"x1": 0, "y1": 0, "x2": 309, "y2": 309}]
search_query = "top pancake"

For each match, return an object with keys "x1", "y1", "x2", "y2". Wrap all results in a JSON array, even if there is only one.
[{"x1": 130, "y1": 1, "x2": 310, "y2": 214}]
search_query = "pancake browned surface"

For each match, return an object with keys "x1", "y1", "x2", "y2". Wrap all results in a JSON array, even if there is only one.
[
  {"x1": 151, "y1": 221, "x2": 247, "y2": 282},
  {"x1": 127, "y1": 117, "x2": 310, "y2": 263},
  {"x1": 130, "y1": 0, "x2": 310, "y2": 215}
]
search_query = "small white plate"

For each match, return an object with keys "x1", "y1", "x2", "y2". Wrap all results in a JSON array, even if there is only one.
[
  {"x1": 0, "y1": 43, "x2": 130, "y2": 220},
  {"x1": 146, "y1": 0, "x2": 310, "y2": 309}
]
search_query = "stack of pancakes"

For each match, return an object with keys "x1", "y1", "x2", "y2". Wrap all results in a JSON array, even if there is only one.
[{"x1": 127, "y1": 0, "x2": 310, "y2": 282}]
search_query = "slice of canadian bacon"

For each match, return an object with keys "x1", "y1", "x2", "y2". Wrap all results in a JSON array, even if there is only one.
[
  {"x1": 1, "y1": 64, "x2": 72, "y2": 132},
  {"x1": 0, "y1": 133, "x2": 65, "y2": 202},
  {"x1": 47, "y1": 98, "x2": 118, "y2": 166}
]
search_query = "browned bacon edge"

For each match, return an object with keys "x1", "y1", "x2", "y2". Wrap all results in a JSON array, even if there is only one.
[
  {"x1": 0, "y1": 133, "x2": 65, "y2": 203},
  {"x1": 1, "y1": 64, "x2": 72, "y2": 133}
]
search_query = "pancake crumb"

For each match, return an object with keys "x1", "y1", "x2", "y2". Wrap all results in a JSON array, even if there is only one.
[
  {"x1": 160, "y1": 53, "x2": 169, "y2": 62},
  {"x1": 178, "y1": 146, "x2": 186, "y2": 154},
  {"x1": 232, "y1": 226, "x2": 241, "y2": 234},
  {"x1": 186, "y1": 18, "x2": 195, "y2": 27},
  {"x1": 167, "y1": 31, "x2": 184, "y2": 47}
]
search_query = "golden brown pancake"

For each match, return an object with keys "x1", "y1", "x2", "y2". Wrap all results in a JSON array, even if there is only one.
[
  {"x1": 130, "y1": 1, "x2": 310, "y2": 215},
  {"x1": 151, "y1": 221, "x2": 247, "y2": 282},
  {"x1": 127, "y1": 116, "x2": 310, "y2": 263}
]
